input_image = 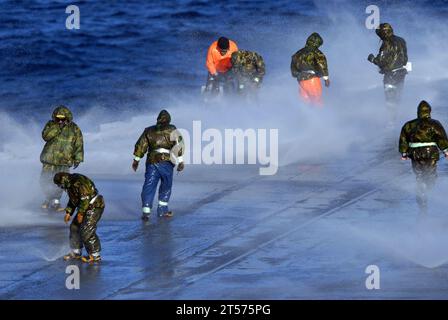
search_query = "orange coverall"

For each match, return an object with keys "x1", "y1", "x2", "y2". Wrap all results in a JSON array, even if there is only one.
[
  {"x1": 299, "y1": 77, "x2": 323, "y2": 106},
  {"x1": 206, "y1": 40, "x2": 238, "y2": 75}
]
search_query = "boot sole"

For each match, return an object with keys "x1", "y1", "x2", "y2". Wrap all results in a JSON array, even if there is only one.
[
  {"x1": 81, "y1": 258, "x2": 101, "y2": 264},
  {"x1": 63, "y1": 256, "x2": 81, "y2": 261}
]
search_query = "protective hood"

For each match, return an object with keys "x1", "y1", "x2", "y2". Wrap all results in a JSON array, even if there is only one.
[
  {"x1": 376, "y1": 23, "x2": 394, "y2": 40},
  {"x1": 156, "y1": 109, "x2": 171, "y2": 127},
  {"x1": 53, "y1": 172, "x2": 71, "y2": 189},
  {"x1": 306, "y1": 32, "x2": 323, "y2": 49},
  {"x1": 52, "y1": 105, "x2": 73, "y2": 122},
  {"x1": 417, "y1": 100, "x2": 431, "y2": 119}
]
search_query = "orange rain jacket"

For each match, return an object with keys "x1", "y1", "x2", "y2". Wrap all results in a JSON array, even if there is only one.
[{"x1": 206, "y1": 40, "x2": 238, "y2": 75}]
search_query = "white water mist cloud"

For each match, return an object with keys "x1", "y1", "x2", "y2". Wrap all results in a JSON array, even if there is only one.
[{"x1": 1, "y1": 1, "x2": 447, "y2": 228}]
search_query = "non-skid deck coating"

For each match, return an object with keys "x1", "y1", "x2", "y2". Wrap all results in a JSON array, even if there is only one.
[{"x1": 1, "y1": 135, "x2": 448, "y2": 299}]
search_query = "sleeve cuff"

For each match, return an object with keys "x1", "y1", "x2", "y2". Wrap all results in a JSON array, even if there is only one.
[
  {"x1": 322, "y1": 76, "x2": 329, "y2": 81},
  {"x1": 134, "y1": 156, "x2": 141, "y2": 162},
  {"x1": 177, "y1": 156, "x2": 184, "y2": 163}
]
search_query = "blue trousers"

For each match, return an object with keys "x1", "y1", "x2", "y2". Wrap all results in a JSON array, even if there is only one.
[{"x1": 141, "y1": 161, "x2": 174, "y2": 216}]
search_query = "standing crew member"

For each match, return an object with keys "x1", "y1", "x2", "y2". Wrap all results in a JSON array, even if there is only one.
[
  {"x1": 40, "y1": 105, "x2": 83, "y2": 211},
  {"x1": 55, "y1": 172, "x2": 105, "y2": 264},
  {"x1": 204, "y1": 36, "x2": 238, "y2": 94},
  {"x1": 291, "y1": 32, "x2": 330, "y2": 106},
  {"x1": 368, "y1": 23, "x2": 408, "y2": 124},
  {"x1": 132, "y1": 110, "x2": 184, "y2": 221},
  {"x1": 399, "y1": 101, "x2": 448, "y2": 214}
]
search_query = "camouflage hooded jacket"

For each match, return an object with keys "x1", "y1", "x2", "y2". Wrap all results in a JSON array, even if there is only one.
[
  {"x1": 399, "y1": 101, "x2": 448, "y2": 160},
  {"x1": 231, "y1": 50, "x2": 266, "y2": 80},
  {"x1": 134, "y1": 110, "x2": 183, "y2": 165},
  {"x1": 291, "y1": 33, "x2": 329, "y2": 81},
  {"x1": 61, "y1": 173, "x2": 105, "y2": 216},
  {"x1": 40, "y1": 106, "x2": 84, "y2": 166},
  {"x1": 372, "y1": 23, "x2": 408, "y2": 74}
]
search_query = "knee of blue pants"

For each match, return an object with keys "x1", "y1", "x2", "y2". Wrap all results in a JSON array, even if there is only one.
[
  {"x1": 141, "y1": 163, "x2": 160, "y2": 208},
  {"x1": 158, "y1": 161, "x2": 174, "y2": 202}
]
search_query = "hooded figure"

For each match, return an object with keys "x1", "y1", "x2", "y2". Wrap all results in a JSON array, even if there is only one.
[
  {"x1": 132, "y1": 110, "x2": 184, "y2": 220},
  {"x1": 291, "y1": 32, "x2": 330, "y2": 106},
  {"x1": 40, "y1": 105, "x2": 84, "y2": 211},
  {"x1": 54, "y1": 172, "x2": 105, "y2": 263},
  {"x1": 368, "y1": 23, "x2": 408, "y2": 123},
  {"x1": 399, "y1": 101, "x2": 448, "y2": 213}
]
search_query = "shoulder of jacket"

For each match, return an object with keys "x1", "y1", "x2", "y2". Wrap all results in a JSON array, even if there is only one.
[
  {"x1": 70, "y1": 122, "x2": 81, "y2": 130},
  {"x1": 292, "y1": 50, "x2": 302, "y2": 57},
  {"x1": 403, "y1": 119, "x2": 417, "y2": 128},
  {"x1": 69, "y1": 175, "x2": 81, "y2": 184},
  {"x1": 430, "y1": 119, "x2": 444, "y2": 127}
]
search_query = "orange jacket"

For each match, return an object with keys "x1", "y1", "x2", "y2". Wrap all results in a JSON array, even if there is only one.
[{"x1": 206, "y1": 40, "x2": 238, "y2": 75}]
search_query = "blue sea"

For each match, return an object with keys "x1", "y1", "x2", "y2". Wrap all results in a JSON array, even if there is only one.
[{"x1": 0, "y1": 0, "x2": 447, "y2": 119}]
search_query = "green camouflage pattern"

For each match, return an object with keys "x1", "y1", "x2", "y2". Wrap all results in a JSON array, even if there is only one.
[
  {"x1": 69, "y1": 206, "x2": 104, "y2": 255},
  {"x1": 62, "y1": 173, "x2": 105, "y2": 216},
  {"x1": 56, "y1": 173, "x2": 104, "y2": 255},
  {"x1": 372, "y1": 23, "x2": 408, "y2": 73},
  {"x1": 40, "y1": 164, "x2": 70, "y2": 201},
  {"x1": 291, "y1": 32, "x2": 329, "y2": 81},
  {"x1": 134, "y1": 110, "x2": 183, "y2": 164},
  {"x1": 40, "y1": 106, "x2": 84, "y2": 166},
  {"x1": 399, "y1": 101, "x2": 448, "y2": 160},
  {"x1": 399, "y1": 101, "x2": 446, "y2": 213},
  {"x1": 231, "y1": 50, "x2": 266, "y2": 81}
]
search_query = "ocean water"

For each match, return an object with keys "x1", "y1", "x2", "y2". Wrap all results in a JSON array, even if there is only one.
[{"x1": 1, "y1": 0, "x2": 447, "y2": 120}]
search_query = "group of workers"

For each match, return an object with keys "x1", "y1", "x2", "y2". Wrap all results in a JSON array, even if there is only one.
[
  {"x1": 37, "y1": 22, "x2": 447, "y2": 264},
  {"x1": 203, "y1": 37, "x2": 266, "y2": 98},
  {"x1": 205, "y1": 23, "x2": 409, "y2": 113},
  {"x1": 39, "y1": 106, "x2": 184, "y2": 263}
]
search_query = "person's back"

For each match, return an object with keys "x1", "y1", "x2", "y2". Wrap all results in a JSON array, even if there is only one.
[
  {"x1": 291, "y1": 32, "x2": 329, "y2": 106},
  {"x1": 399, "y1": 101, "x2": 448, "y2": 213},
  {"x1": 132, "y1": 110, "x2": 184, "y2": 220},
  {"x1": 400, "y1": 102, "x2": 448, "y2": 161},
  {"x1": 134, "y1": 111, "x2": 179, "y2": 165},
  {"x1": 66, "y1": 173, "x2": 99, "y2": 203},
  {"x1": 231, "y1": 50, "x2": 265, "y2": 78},
  {"x1": 291, "y1": 47, "x2": 327, "y2": 81}
]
